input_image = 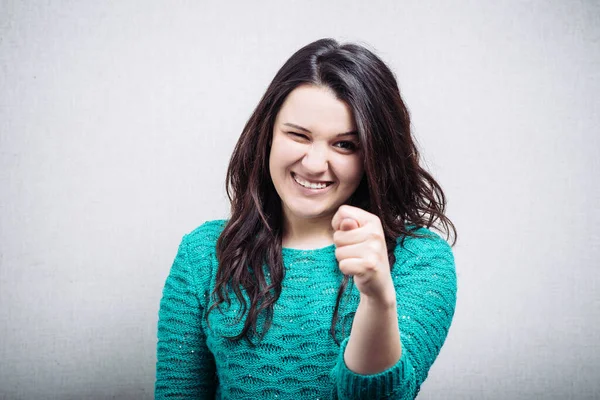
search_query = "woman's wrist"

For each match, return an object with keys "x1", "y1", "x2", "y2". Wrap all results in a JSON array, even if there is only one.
[{"x1": 359, "y1": 282, "x2": 397, "y2": 309}]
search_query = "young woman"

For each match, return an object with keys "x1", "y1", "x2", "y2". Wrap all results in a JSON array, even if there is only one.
[{"x1": 155, "y1": 38, "x2": 457, "y2": 399}]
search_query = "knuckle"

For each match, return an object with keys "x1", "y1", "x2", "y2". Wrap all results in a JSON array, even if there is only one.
[
  {"x1": 368, "y1": 241, "x2": 380, "y2": 252},
  {"x1": 365, "y1": 257, "x2": 378, "y2": 270},
  {"x1": 368, "y1": 230, "x2": 383, "y2": 241},
  {"x1": 335, "y1": 248, "x2": 343, "y2": 259},
  {"x1": 338, "y1": 260, "x2": 349, "y2": 273},
  {"x1": 333, "y1": 230, "x2": 342, "y2": 244}
]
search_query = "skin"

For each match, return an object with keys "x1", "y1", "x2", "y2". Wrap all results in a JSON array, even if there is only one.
[
  {"x1": 332, "y1": 207, "x2": 402, "y2": 374},
  {"x1": 269, "y1": 84, "x2": 364, "y2": 249},
  {"x1": 269, "y1": 83, "x2": 402, "y2": 374}
]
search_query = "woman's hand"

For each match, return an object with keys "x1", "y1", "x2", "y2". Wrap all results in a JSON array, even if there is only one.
[{"x1": 332, "y1": 205, "x2": 396, "y2": 305}]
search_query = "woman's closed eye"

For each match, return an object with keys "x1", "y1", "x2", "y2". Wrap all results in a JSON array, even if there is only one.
[
  {"x1": 288, "y1": 132, "x2": 358, "y2": 152},
  {"x1": 288, "y1": 132, "x2": 309, "y2": 140}
]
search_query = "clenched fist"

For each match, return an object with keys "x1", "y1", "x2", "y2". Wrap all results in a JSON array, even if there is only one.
[{"x1": 332, "y1": 205, "x2": 396, "y2": 304}]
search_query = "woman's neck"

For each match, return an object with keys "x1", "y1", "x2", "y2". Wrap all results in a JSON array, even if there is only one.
[{"x1": 281, "y1": 213, "x2": 335, "y2": 250}]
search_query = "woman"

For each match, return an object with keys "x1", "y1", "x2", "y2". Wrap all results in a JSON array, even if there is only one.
[{"x1": 155, "y1": 38, "x2": 457, "y2": 399}]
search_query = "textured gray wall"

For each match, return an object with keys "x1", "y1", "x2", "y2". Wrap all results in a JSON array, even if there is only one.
[{"x1": 1, "y1": 1, "x2": 598, "y2": 399}]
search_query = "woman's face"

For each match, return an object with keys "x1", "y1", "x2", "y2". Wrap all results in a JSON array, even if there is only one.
[{"x1": 269, "y1": 84, "x2": 364, "y2": 226}]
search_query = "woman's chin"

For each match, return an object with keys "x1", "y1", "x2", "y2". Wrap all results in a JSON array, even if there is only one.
[{"x1": 285, "y1": 204, "x2": 332, "y2": 221}]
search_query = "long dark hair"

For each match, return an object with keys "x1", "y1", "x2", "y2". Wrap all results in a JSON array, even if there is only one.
[{"x1": 207, "y1": 38, "x2": 457, "y2": 345}]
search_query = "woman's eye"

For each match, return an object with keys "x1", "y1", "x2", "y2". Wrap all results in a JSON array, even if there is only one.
[
  {"x1": 335, "y1": 141, "x2": 358, "y2": 151},
  {"x1": 287, "y1": 132, "x2": 358, "y2": 152},
  {"x1": 289, "y1": 132, "x2": 309, "y2": 140}
]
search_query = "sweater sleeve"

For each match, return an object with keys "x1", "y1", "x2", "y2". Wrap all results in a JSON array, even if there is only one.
[
  {"x1": 155, "y1": 232, "x2": 217, "y2": 399},
  {"x1": 331, "y1": 229, "x2": 457, "y2": 399}
]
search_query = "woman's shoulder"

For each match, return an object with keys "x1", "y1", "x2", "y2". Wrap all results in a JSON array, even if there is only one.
[
  {"x1": 174, "y1": 220, "x2": 228, "y2": 286},
  {"x1": 392, "y1": 225, "x2": 456, "y2": 289},
  {"x1": 394, "y1": 225, "x2": 454, "y2": 262},
  {"x1": 176, "y1": 219, "x2": 227, "y2": 261},
  {"x1": 180, "y1": 219, "x2": 228, "y2": 255}
]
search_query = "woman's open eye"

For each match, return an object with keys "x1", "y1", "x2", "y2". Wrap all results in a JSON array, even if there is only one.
[{"x1": 335, "y1": 141, "x2": 358, "y2": 151}]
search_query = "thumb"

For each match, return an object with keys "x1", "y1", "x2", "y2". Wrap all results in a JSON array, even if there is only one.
[{"x1": 340, "y1": 218, "x2": 359, "y2": 231}]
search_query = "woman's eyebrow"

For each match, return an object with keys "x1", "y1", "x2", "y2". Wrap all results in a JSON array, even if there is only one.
[{"x1": 283, "y1": 122, "x2": 358, "y2": 137}]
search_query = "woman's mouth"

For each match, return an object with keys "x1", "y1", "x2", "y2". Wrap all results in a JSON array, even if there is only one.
[{"x1": 291, "y1": 172, "x2": 334, "y2": 192}]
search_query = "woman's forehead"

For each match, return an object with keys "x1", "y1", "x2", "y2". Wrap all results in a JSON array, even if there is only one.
[{"x1": 276, "y1": 85, "x2": 356, "y2": 135}]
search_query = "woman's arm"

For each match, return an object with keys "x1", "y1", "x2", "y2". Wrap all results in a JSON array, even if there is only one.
[
  {"x1": 331, "y1": 225, "x2": 457, "y2": 400},
  {"x1": 155, "y1": 232, "x2": 217, "y2": 399},
  {"x1": 344, "y1": 287, "x2": 402, "y2": 374}
]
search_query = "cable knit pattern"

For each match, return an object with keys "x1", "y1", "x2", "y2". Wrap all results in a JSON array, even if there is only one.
[{"x1": 155, "y1": 219, "x2": 456, "y2": 399}]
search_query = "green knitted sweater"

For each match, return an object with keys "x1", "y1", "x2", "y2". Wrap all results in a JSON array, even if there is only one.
[{"x1": 155, "y1": 219, "x2": 456, "y2": 399}]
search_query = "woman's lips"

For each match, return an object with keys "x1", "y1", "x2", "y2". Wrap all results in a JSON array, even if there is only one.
[
  {"x1": 290, "y1": 172, "x2": 335, "y2": 194},
  {"x1": 291, "y1": 172, "x2": 333, "y2": 186}
]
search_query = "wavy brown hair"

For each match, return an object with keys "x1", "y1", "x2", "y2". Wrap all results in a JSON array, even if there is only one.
[{"x1": 207, "y1": 38, "x2": 457, "y2": 345}]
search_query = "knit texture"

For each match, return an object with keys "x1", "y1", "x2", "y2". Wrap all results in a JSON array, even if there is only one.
[{"x1": 155, "y1": 219, "x2": 456, "y2": 399}]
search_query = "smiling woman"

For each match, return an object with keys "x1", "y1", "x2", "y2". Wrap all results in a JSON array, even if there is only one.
[{"x1": 156, "y1": 38, "x2": 457, "y2": 399}]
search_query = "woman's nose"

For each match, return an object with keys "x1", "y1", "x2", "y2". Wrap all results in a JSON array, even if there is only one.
[{"x1": 301, "y1": 144, "x2": 328, "y2": 173}]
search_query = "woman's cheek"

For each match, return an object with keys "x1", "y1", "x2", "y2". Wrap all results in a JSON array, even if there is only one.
[
  {"x1": 337, "y1": 155, "x2": 364, "y2": 178},
  {"x1": 286, "y1": 141, "x2": 309, "y2": 160}
]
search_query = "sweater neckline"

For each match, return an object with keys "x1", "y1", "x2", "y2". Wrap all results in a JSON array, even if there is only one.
[{"x1": 281, "y1": 243, "x2": 336, "y2": 257}]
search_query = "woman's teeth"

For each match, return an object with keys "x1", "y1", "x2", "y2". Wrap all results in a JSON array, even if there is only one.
[{"x1": 292, "y1": 173, "x2": 331, "y2": 189}]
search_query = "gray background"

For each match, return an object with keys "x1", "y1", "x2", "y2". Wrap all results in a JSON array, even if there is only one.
[{"x1": 1, "y1": 1, "x2": 598, "y2": 399}]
